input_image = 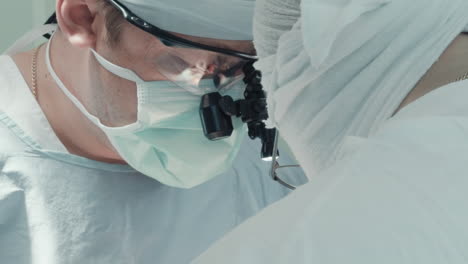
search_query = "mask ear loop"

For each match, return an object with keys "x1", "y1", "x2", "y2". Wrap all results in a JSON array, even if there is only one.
[
  {"x1": 45, "y1": 32, "x2": 142, "y2": 135},
  {"x1": 90, "y1": 49, "x2": 144, "y2": 83}
]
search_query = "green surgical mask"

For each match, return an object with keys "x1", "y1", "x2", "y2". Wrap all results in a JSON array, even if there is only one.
[{"x1": 46, "y1": 34, "x2": 246, "y2": 189}]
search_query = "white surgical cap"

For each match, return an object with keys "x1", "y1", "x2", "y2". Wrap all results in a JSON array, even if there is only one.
[{"x1": 120, "y1": 0, "x2": 256, "y2": 40}]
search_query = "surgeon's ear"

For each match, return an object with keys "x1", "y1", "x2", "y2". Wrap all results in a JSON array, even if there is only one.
[{"x1": 56, "y1": 0, "x2": 99, "y2": 48}]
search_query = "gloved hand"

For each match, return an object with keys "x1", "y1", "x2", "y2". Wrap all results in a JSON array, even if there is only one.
[{"x1": 253, "y1": 0, "x2": 301, "y2": 58}]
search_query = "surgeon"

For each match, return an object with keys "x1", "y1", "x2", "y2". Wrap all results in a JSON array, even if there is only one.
[{"x1": 0, "y1": 0, "x2": 303, "y2": 263}]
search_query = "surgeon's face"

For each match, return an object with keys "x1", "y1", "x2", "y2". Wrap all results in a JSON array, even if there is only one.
[{"x1": 87, "y1": 13, "x2": 255, "y2": 128}]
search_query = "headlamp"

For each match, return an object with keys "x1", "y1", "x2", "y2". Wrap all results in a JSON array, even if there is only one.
[{"x1": 200, "y1": 93, "x2": 234, "y2": 140}]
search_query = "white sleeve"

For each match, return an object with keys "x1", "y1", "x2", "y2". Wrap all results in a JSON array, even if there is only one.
[
  {"x1": 0, "y1": 177, "x2": 31, "y2": 263},
  {"x1": 193, "y1": 114, "x2": 468, "y2": 263},
  {"x1": 253, "y1": 0, "x2": 468, "y2": 181}
]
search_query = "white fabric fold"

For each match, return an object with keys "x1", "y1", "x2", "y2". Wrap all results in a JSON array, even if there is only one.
[
  {"x1": 193, "y1": 69, "x2": 468, "y2": 264},
  {"x1": 302, "y1": 0, "x2": 392, "y2": 68},
  {"x1": 253, "y1": 0, "x2": 301, "y2": 57},
  {"x1": 254, "y1": 0, "x2": 468, "y2": 179}
]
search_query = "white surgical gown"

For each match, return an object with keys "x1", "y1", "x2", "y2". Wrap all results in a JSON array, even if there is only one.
[
  {"x1": 193, "y1": 73, "x2": 468, "y2": 264},
  {"x1": 0, "y1": 55, "x2": 299, "y2": 263}
]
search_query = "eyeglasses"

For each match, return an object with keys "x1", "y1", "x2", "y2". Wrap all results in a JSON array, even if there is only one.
[
  {"x1": 109, "y1": 0, "x2": 260, "y2": 94},
  {"x1": 107, "y1": 0, "x2": 258, "y2": 61}
]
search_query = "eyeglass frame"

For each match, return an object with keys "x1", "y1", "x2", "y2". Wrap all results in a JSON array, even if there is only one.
[{"x1": 109, "y1": 0, "x2": 259, "y2": 61}]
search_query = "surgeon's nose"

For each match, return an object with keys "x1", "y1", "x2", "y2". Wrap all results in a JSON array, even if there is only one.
[{"x1": 205, "y1": 64, "x2": 217, "y2": 75}]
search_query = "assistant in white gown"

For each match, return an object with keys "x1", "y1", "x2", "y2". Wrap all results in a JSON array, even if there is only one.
[{"x1": 193, "y1": 0, "x2": 468, "y2": 262}]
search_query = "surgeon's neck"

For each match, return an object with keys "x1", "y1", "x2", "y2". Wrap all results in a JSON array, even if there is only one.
[{"x1": 12, "y1": 31, "x2": 126, "y2": 164}]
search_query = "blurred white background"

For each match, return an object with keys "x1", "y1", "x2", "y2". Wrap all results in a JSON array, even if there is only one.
[{"x1": 0, "y1": 0, "x2": 55, "y2": 53}]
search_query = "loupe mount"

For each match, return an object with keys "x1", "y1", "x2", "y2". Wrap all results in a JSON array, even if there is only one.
[{"x1": 200, "y1": 61, "x2": 278, "y2": 160}]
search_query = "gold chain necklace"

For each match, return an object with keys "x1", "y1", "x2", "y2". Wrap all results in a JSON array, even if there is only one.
[
  {"x1": 454, "y1": 71, "x2": 468, "y2": 83},
  {"x1": 31, "y1": 45, "x2": 42, "y2": 100}
]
